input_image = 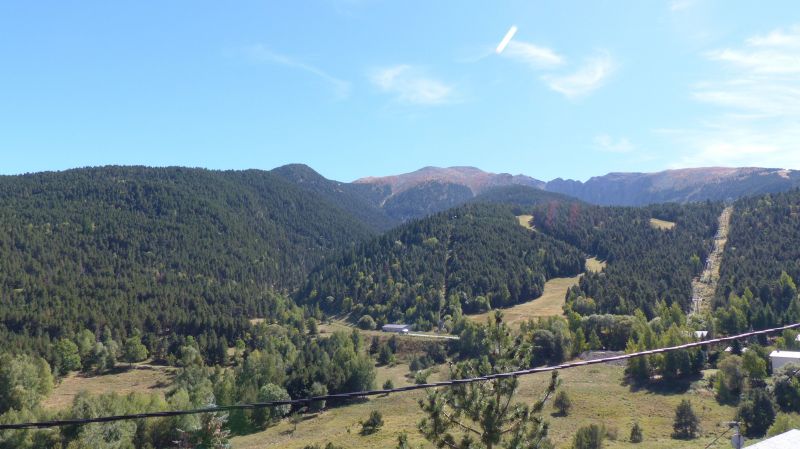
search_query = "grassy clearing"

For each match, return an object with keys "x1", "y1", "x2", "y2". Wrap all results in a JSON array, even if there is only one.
[
  {"x1": 230, "y1": 363, "x2": 736, "y2": 449},
  {"x1": 467, "y1": 274, "x2": 581, "y2": 327},
  {"x1": 516, "y1": 214, "x2": 534, "y2": 230},
  {"x1": 586, "y1": 256, "x2": 607, "y2": 273},
  {"x1": 649, "y1": 218, "x2": 676, "y2": 230},
  {"x1": 230, "y1": 362, "x2": 447, "y2": 449},
  {"x1": 43, "y1": 365, "x2": 174, "y2": 410},
  {"x1": 467, "y1": 257, "x2": 606, "y2": 327}
]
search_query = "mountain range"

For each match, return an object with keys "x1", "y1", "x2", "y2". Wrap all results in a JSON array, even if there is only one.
[
  {"x1": 2, "y1": 163, "x2": 799, "y2": 354},
  {"x1": 353, "y1": 165, "x2": 800, "y2": 209}
]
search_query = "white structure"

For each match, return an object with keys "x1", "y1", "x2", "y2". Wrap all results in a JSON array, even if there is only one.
[
  {"x1": 694, "y1": 331, "x2": 708, "y2": 340},
  {"x1": 381, "y1": 324, "x2": 410, "y2": 333},
  {"x1": 769, "y1": 350, "x2": 800, "y2": 372},
  {"x1": 745, "y1": 428, "x2": 800, "y2": 448}
]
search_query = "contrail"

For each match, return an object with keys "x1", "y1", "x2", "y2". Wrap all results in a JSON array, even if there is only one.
[{"x1": 496, "y1": 25, "x2": 518, "y2": 54}]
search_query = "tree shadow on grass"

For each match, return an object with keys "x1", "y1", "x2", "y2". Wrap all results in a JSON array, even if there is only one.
[{"x1": 622, "y1": 373, "x2": 703, "y2": 395}]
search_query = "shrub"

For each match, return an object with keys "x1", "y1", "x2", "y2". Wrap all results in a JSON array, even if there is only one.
[
  {"x1": 630, "y1": 422, "x2": 643, "y2": 443},
  {"x1": 572, "y1": 424, "x2": 604, "y2": 449},
  {"x1": 357, "y1": 315, "x2": 377, "y2": 330},
  {"x1": 308, "y1": 382, "x2": 327, "y2": 413},
  {"x1": 553, "y1": 390, "x2": 572, "y2": 416},
  {"x1": 738, "y1": 389, "x2": 776, "y2": 437},
  {"x1": 414, "y1": 369, "x2": 431, "y2": 385},
  {"x1": 672, "y1": 400, "x2": 699, "y2": 439},
  {"x1": 360, "y1": 410, "x2": 384, "y2": 435}
]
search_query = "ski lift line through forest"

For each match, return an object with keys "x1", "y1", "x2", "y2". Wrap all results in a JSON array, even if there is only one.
[{"x1": 2, "y1": 322, "x2": 800, "y2": 431}]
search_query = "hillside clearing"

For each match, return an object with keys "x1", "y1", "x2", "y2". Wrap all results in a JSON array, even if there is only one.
[
  {"x1": 649, "y1": 218, "x2": 676, "y2": 230},
  {"x1": 230, "y1": 363, "x2": 735, "y2": 449},
  {"x1": 467, "y1": 257, "x2": 605, "y2": 327},
  {"x1": 516, "y1": 214, "x2": 534, "y2": 230},
  {"x1": 586, "y1": 256, "x2": 607, "y2": 273},
  {"x1": 467, "y1": 273, "x2": 581, "y2": 326},
  {"x1": 43, "y1": 365, "x2": 174, "y2": 410}
]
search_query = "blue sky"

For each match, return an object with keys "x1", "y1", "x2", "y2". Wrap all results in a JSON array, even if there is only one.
[{"x1": 2, "y1": 1, "x2": 799, "y2": 181}]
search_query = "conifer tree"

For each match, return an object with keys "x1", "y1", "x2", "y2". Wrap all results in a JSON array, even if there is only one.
[{"x1": 417, "y1": 313, "x2": 559, "y2": 449}]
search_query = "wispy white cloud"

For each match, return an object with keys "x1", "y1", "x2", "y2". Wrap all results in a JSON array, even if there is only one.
[
  {"x1": 746, "y1": 25, "x2": 800, "y2": 47},
  {"x1": 244, "y1": 44, "x2": 351, "y2": 98},
  {"x1": 669, "y1": 0, "x2": 696, "y2": 12},
  {"x1": 492, "y1": 26, "x2": 613, "y2": 98},
  {"x1": 502, "y1": 41, "x2": 564, "y2": 69},
  {"x1": 542, "y1": 52, "x2": 615, "y2": 98},
  {"x1": 594, "y1": 134, "x2": 635, "y2": 153},
  {"x1": 665, "y1": 24, "x2": 800, "y2": 169},
  {"x1": 369, "y1": 65, "x2": 456, "y2": 105}
]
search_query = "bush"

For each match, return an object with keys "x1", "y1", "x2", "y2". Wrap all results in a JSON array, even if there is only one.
[
  {"x1": 553, "y1": 390, "x2": 572, "y2": 416},
  {"x1": 767, "y1": 413, "x2": 800, "y2": 437},
  {"x1": 308, "y1": 382, "x2": 327, "y2": 413},
  {"x1": 572, "y1": 424, "x2": 604, "y2": 449},
  {"x1": 630, "y1": 422, "x2": 643, "y2": 443},
  {"x1": 357, "y1": 315, "x2": 377, "y2": 330},
  {"x1": 254, "y1": 383, "x2": 291, "y2": 427},
  {"x1": 738, "y1": 389, "x2": 776, "y2": 437},
  {"x1": 383, "y1": 379, "x2": 394, "y2": 390},
  {"x1": 410, "y1": 355, "x2": 434, "y2": 372},
  {"x1": 360, "y1": 410, "x2": 384, "y2": 435},
  {"x1": 773, "y1": 364, "x2": 800, "y2": 412},
  {"x1": 715, "y1": 355, "x2": 744, "y2": 404},
  {"x1": 672, "y1": 400, "x2": 699, "y2": 439},
  {"x1": 303, "y1": 443, "x2": 344, "y2": 449},
  {"x1": 377, "y1": 344, "x2": 395, "y2": 366}
]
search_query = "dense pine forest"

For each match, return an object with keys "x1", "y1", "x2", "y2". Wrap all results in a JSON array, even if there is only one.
[
  {"x1": 531, "y1": 201, "x2": 721, "y2": 317},
  {"x1": 713, "y1": 189, "x2": 800, "y2": 333},
  {"x1": 301, "y1": 203, "x2": 584, "y2": 329},
  {"x1": 0, "y1": 167, "x2": 372, "y2": 356}
]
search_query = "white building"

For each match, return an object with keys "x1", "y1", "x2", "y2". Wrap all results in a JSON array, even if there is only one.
[
  {"x1": 769, "y1": 350, "x2": 800, "y2": 372},
  {"x1": 745, "y1": 428, "x2": 800, "y2": 448},
  {"x1": 381, "y1": 324, "x2": 410, "y2": 333},
  {"x1": 694, "y1": 331, "x2": 708, "y2": 340}
]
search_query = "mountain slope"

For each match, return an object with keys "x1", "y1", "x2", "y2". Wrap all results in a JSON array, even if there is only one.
[
  {"x1": 0, "y1": 166, "x2": 372, "y2": 351},
  {"x1": 471, "y1": 185, "x2": 579, "y2": 208},
  {"x1": 545, "y1": 167, "x2": 800, "y2": 206},
  {"x1": 299, "y1": 203, "x2": 584, "y2": 330},
  {"x1": 713, "y1": 189, "x2": 800, "y2": 332},
  {"x1": 353, "y1": 166, "x2": 548, "y2": 222},
  {"x1": 271, "y1": 164, "x2": 395, "y2": 232},
  {"x1": 355, "y1": 166, "x2": 545, "y2": 196},
  {"x1": 530, "y1": 201, "x2": 721, "y2": 318}
]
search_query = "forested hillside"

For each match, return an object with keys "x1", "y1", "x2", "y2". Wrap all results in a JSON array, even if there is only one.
[
  {"x1": 300, "y1": 203, "x2": 584, "y2": 330},
  {"x1": 270, "y1": 164, "x2": 395, "y2": 232},
  {"x1": 381, "y1": 181, "x2": 475, "y2": 222},
  {"x1": 0, "y1": 166, "x2": 372, "y2": 355},
  {"x1": 532, "y1": 201, "x2": 721, "y2": 317},
  {"x1": 471, "y1": 184, "x2": 577, "y2": 208},
  {"x1": 714, "y1": 189, "x2": 800, "y2": 332}
]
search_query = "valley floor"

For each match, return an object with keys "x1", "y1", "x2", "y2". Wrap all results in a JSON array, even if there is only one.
[{"x1": 229, "y1": 362, "x2": 737, "y2": 449}]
